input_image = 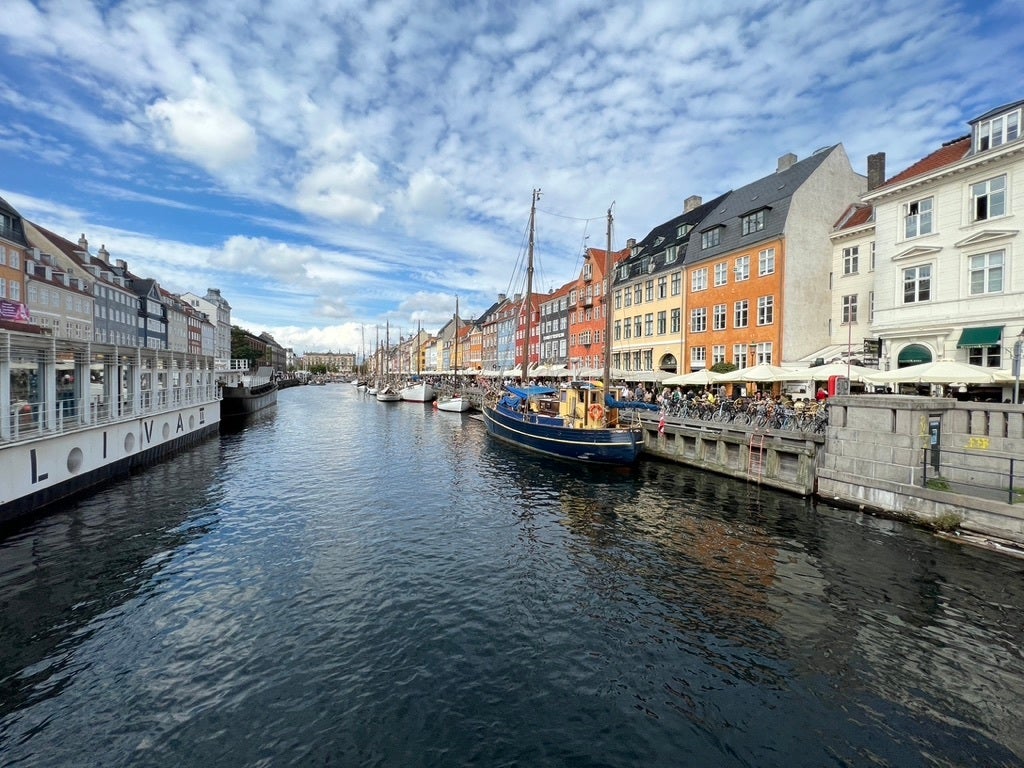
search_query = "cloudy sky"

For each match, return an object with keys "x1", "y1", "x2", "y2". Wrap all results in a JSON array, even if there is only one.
[{"x1": 1, "y1": 0, "x2": 1021, "y2": 354}]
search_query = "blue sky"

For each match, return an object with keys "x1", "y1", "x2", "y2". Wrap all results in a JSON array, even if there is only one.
[{"x1": 1, "y1": 0, "x2": 1021, "y2": 354}]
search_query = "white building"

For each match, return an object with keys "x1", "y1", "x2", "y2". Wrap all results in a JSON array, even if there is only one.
[{"x1": 865, "y1": 99, "x2": 1024, "y2": 377}]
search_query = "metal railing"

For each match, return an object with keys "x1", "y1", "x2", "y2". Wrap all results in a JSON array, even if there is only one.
[
  {"x1": 922, "y1": 446, "x2": 1023, "y2": 505},
  {"x1": 4, "y1": 384, "x2": 220, "y2": 444},
  {"x1": 660, "y1": 397, "x2": 829, "y2": 435}
]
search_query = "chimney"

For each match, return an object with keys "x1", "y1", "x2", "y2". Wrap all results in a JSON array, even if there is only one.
[
  {"x1": 116, "y1": 258, "x2": 127, "y2": 270},
  {"x1": 98, "y1": 244, "x2": 110, "y2": 264},
  {"x1": 867, "y1": 152, "x2": 886, "y2": 191},
  {"x1": 626, "y1": 238, "x2": 636, "y2": 249},
  {"x1": 78, "y1": 233, "x2": 88, "y2": 251},
  {"x1": 777, "y1": 153, "x2": 797, "y2": 172},
  {"x1": 498, "y1": 293, "x2": 506, "y2": 303},
  {"x1": 684, "y1": 195, "x2": 703, "y2": 213}
]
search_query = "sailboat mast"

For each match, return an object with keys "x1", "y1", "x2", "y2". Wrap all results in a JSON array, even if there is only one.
[
  {"x1": 602, "y1": 204, "x2": 614, "y2": 393},
  {"x1": 453, "y1": 295, "x2": 459, "y2": 376},
  {"x1": 522, "y1": 188, "x2": 539, "y2": 382}
]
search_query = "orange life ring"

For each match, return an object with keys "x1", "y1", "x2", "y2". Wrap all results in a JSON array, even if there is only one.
[{"x1": 588, "y1": 403, "x2": 604, "y2": 421}]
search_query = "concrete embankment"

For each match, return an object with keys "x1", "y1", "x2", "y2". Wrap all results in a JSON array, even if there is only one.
[{"x1": 640, "y1": 395, "x2": 1024, "y2": 550}]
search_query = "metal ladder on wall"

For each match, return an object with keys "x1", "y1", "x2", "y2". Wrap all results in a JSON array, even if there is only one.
[{"x1": 748, "y1": 433, "x2": 766, "y2": 484}]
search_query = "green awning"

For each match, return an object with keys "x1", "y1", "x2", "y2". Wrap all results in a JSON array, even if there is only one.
[
  {"x1": 898, "y1": 344, "x2": 931, "y2": 365},
  {"x1": 956, "y1": 326, "x2": 1003, "y2": 348}
]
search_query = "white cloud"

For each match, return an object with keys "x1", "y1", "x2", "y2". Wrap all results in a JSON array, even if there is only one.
[{"x1": 147, "y1": 81, "x2": 258, "y2": 173}]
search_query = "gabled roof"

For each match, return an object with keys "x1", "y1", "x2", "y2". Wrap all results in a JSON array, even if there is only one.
[
  {"x1": 881, "y1": 135, "x2": 970, "y2": 188},
  {"x1": 689, "y1": 146, "x2": 841, "y2": 264},
  {"x1": 833, "y1": 203, "x2": 874, "y2": 232},
  {"x1": 971, "y1": 99, "x2": 1024, "y2": 125}
]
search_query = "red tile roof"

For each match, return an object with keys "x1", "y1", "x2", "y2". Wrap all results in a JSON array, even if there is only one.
[
  {"x1": 881, "y1": 135, "x2": 970, "y2": 188},
  {"x1": 834, "y1": 203, "x2": 874, "y2": 231}
]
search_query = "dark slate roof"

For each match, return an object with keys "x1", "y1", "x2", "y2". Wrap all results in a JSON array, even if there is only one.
[
  {"x1": 0, "y1": 196, "x2": 29, "y2": 246},
  {"x1": 687, "y1": 145, "x2": 839, "y2": 265},
  {"x1": 970, "y1": 99, "x2": 1024, "y2": 125},
  {"x1": 612, "y1": 192, "x2": 730, "y2": 286}
]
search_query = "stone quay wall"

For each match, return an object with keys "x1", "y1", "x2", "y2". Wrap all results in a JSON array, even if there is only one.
[{"x1": 640, "y1": 395, "x2": 1024, "y2": 545}]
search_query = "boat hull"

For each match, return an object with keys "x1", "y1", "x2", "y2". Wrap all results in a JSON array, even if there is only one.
[
  {"x1": 220, "y1": 381, "x2": 278, "y2": 417},
  {"x1": 400, "y1": 383, "x2": 435, "y2": 402},
  {"x1": 481, "y1": 403, "x2": 642, "y2": 465},
  {"x1": 1, "y1": 402, "x2": 219, "y2": 527},
  {"x1": 436, "y1": 396, "x2": 471, "y2": 412}
]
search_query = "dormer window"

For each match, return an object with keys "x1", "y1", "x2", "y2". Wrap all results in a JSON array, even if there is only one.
[
  {"x1": 619, "y1": 263, "x2": 630, "y2": 280},
  {"x1": 701, "y1": 227, "x2": 721, "y2": 249},
  {"x1": 583, "y1": 262, "x2": 593, "y2": 281},
  {"x1": 631, "y1": 245, "x2": 640, "y2": 257},
  {"x1": 741, "y1": 209, "x2": 766, "y2": 235},
  {"x1": 975, "y1": 107, "x2": 1020, "y2": 152},
  {"x1": 665, "y1": 245, "x2": 678, "y2": 264},
  {"x1": 677, "y1": 223, "x2": 691, "y2": 238}
]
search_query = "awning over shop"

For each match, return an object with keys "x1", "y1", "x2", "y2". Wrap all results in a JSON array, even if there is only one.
[
  {"x1": 956, "y1": 326, "x2": 1003, "y2": 348},
  {"x1": 897, "y1": 344, "x2": 932, "y2": 366}
]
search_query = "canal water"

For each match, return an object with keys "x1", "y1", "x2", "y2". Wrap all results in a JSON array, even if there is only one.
[{"x1": 1, "y1": 384, "x2": 1023, "y2": 767}]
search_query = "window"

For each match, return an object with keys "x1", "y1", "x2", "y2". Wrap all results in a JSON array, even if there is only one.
[
  {"x1": 757, "y1": 295, "x2": 774, "y2": 325},
  {"x1": 712, "y1": 345, "x2": 726, "y2": 365},
  {"x1": 732, "y1": 344, "x2": 749, "y2": 368},
  {"x1": 734, "y1": 299, "x2": 749, "y2": 328},
  {"x1": 657, "y1": 311, "x2": 666, "y2": 334},
  {"x1": 735, "y1": 255, "x2": 750, "y2": 281},
  {"x1": 842, "y1": 294, "x2": 858, "y2": 324},
  {"x1": 623, "y1": 289, "x2": 632, "y2": 307},
  {"x1": 0, "y1": 246, "x2": 5, "y2": 265},
  {"x1": 644, "y1": 313, "x2": 654, "y2": 336},
  {"x1": 968, "y1": 345, "x2": 1002, "y2": 368},
  {"x1": 755, "y1": 342, "x2": 773, "y2": 365},
  {"x1": 742, "y1": 209, "x2": 765, "y2": 235},
  {"x1": 665, "y1": 245, "x2": 678, "y2": 264},
  {"x1": 677, "y1": 223, "x2": 691, "y2": 238},
  {"x1": 701, "y1": 228, "x2": 720, "y2": 249},
  {"x1": 713, "y1": 303, "x2": 726, "y2": 331},
  {"x1": 691, "y1": 346, "x2": 707, "y2": 366},
  {"x1": 691, "y1": 268, "x2": 708, "y2": 292},
  {"x1": 969, "y1": 250, "x2": 1004, "y2": 295},
  {"x1": 614, "y1": 320, "x2": 621, "y2": 340},
  {"x1": 0, "y1": 278, "x2": 5, "y2": 298},
  {"x1": 690, "y1": 308, "x2": 707, "y2": 333},
  {"x1": 842, "y1": 246, "x2": 859, "y2": 275},
  {"x1": 758, "y1": 247, "x2": 775, "y2": 276},
  {"x1": 870, "y1": 241, "x2": 876, "y2": 271},
  {"x1": 633, "y1": 351, "x2": 642, "y2": 370},
  {"x1": 583, "y1": 262, "x2": 593, "y2": 281},
  {"x1": 670, "y1": 271, "x2": 681, "y2": 296},
  {"x1": 976, "y1": 108, "x2": 1020, "y2": 151},
  {"x1": 903, "y1": 264, "x2": 931, "y2": 303},
  {"x1": 657, "y1": 276, "x2": 667, "y2": 299},
  {"x1": 714, "y1": 262, "x2": 728, "y2": 286},
  {"x1": 633, "y1": 285, "x2": 642, "y2": 305},
  {"x1": 971, "y1": 175, "x2": 1006, "y2": 221},
  {"x1": 619, "y1": 264, "x2": 630, "y2": 280},
  {"x1": 868, "y1": 290, "x2": 875, "y2": 323},
  {"x1": 904, "y1": 197, "x2": 933, "y2": 238},
  {"x1": 670, "y1": 309, "x2": 681, "y2": 334},
  {"x1": 645, "y1": 280, "x2": 654, "y2": 302},
  {"x1": 623, "y1": 319, "x2": 631, "y2": 339}
]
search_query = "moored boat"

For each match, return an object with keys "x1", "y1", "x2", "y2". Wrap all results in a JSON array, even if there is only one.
[
  {"x1": 399, "y1": 379, "x2": 435, "y2": 402},
  {"x1": 376, "y1": 384, "x2": 402, "y2": 402},
  {"x1": 436, "y1": 393, "x2": 472, "y2": 412},
  {"x1": 1, "y1": 326, "x2": 221, "y2": 526},
  {"x1": 480, "y1": 191, "x2": 644, "y2": 465},
  {"x1": 219, "y1": 365, "x2": 278, "y2": 417}
]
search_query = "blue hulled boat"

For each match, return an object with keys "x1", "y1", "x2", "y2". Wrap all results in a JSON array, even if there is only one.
[
  {"x1": 481, "y1": 191, "x2": 646, "y2": 466},
  {"x1": 481, "y1": 382, "x2": 644, "y2": 465}
]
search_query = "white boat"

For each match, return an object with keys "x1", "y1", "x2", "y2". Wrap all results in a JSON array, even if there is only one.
[
  {"x1": 376, "y1": 385, "x2": 402, "y2": 402},
  {"x1": 1, "y1": 326, "x2": 221, "y2": 526},
  {"x1": 400, "y1": 380, "x2": 435, "y2": 402},
  {"x1": 436, "y1": 394, "x2": 471, "y2": 412},
  {"x1": 435, "y1": 296, "x2": 469, "y2": 412}
]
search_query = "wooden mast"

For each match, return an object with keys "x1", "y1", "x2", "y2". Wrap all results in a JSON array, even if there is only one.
[
  {"x1": 521, "y1": 188, "x2": 540, "y2": 382},
  {"x1": 602, "y1": 204, "x2": 614, "y2": 402},
  {"x1": 453, "y1": 295, "x2": 459, "y2": 378}
]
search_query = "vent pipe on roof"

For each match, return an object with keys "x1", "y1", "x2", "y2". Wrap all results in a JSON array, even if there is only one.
[
  {"x1": 867, "y1": 152, "x2": 886, "y2": 191},
  {"x1": 777, "y1": 153, "x2": 797, "y2": 172},
  {"x1": 684, "y1": 195, "x2": 703, "y2": 213}
]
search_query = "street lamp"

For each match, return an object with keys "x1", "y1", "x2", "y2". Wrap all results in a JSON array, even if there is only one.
[{"x1": 1014, "y1": 327, "x2": 1024, "y2": 405}]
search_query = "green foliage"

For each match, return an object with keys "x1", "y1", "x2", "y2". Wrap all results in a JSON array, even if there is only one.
[
  {"x1": 710, "y1": 361, "x2": 737, "y2": 374},
  {"x1": 931, "y1": 511, "x2": 962, "y2": 532}
]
